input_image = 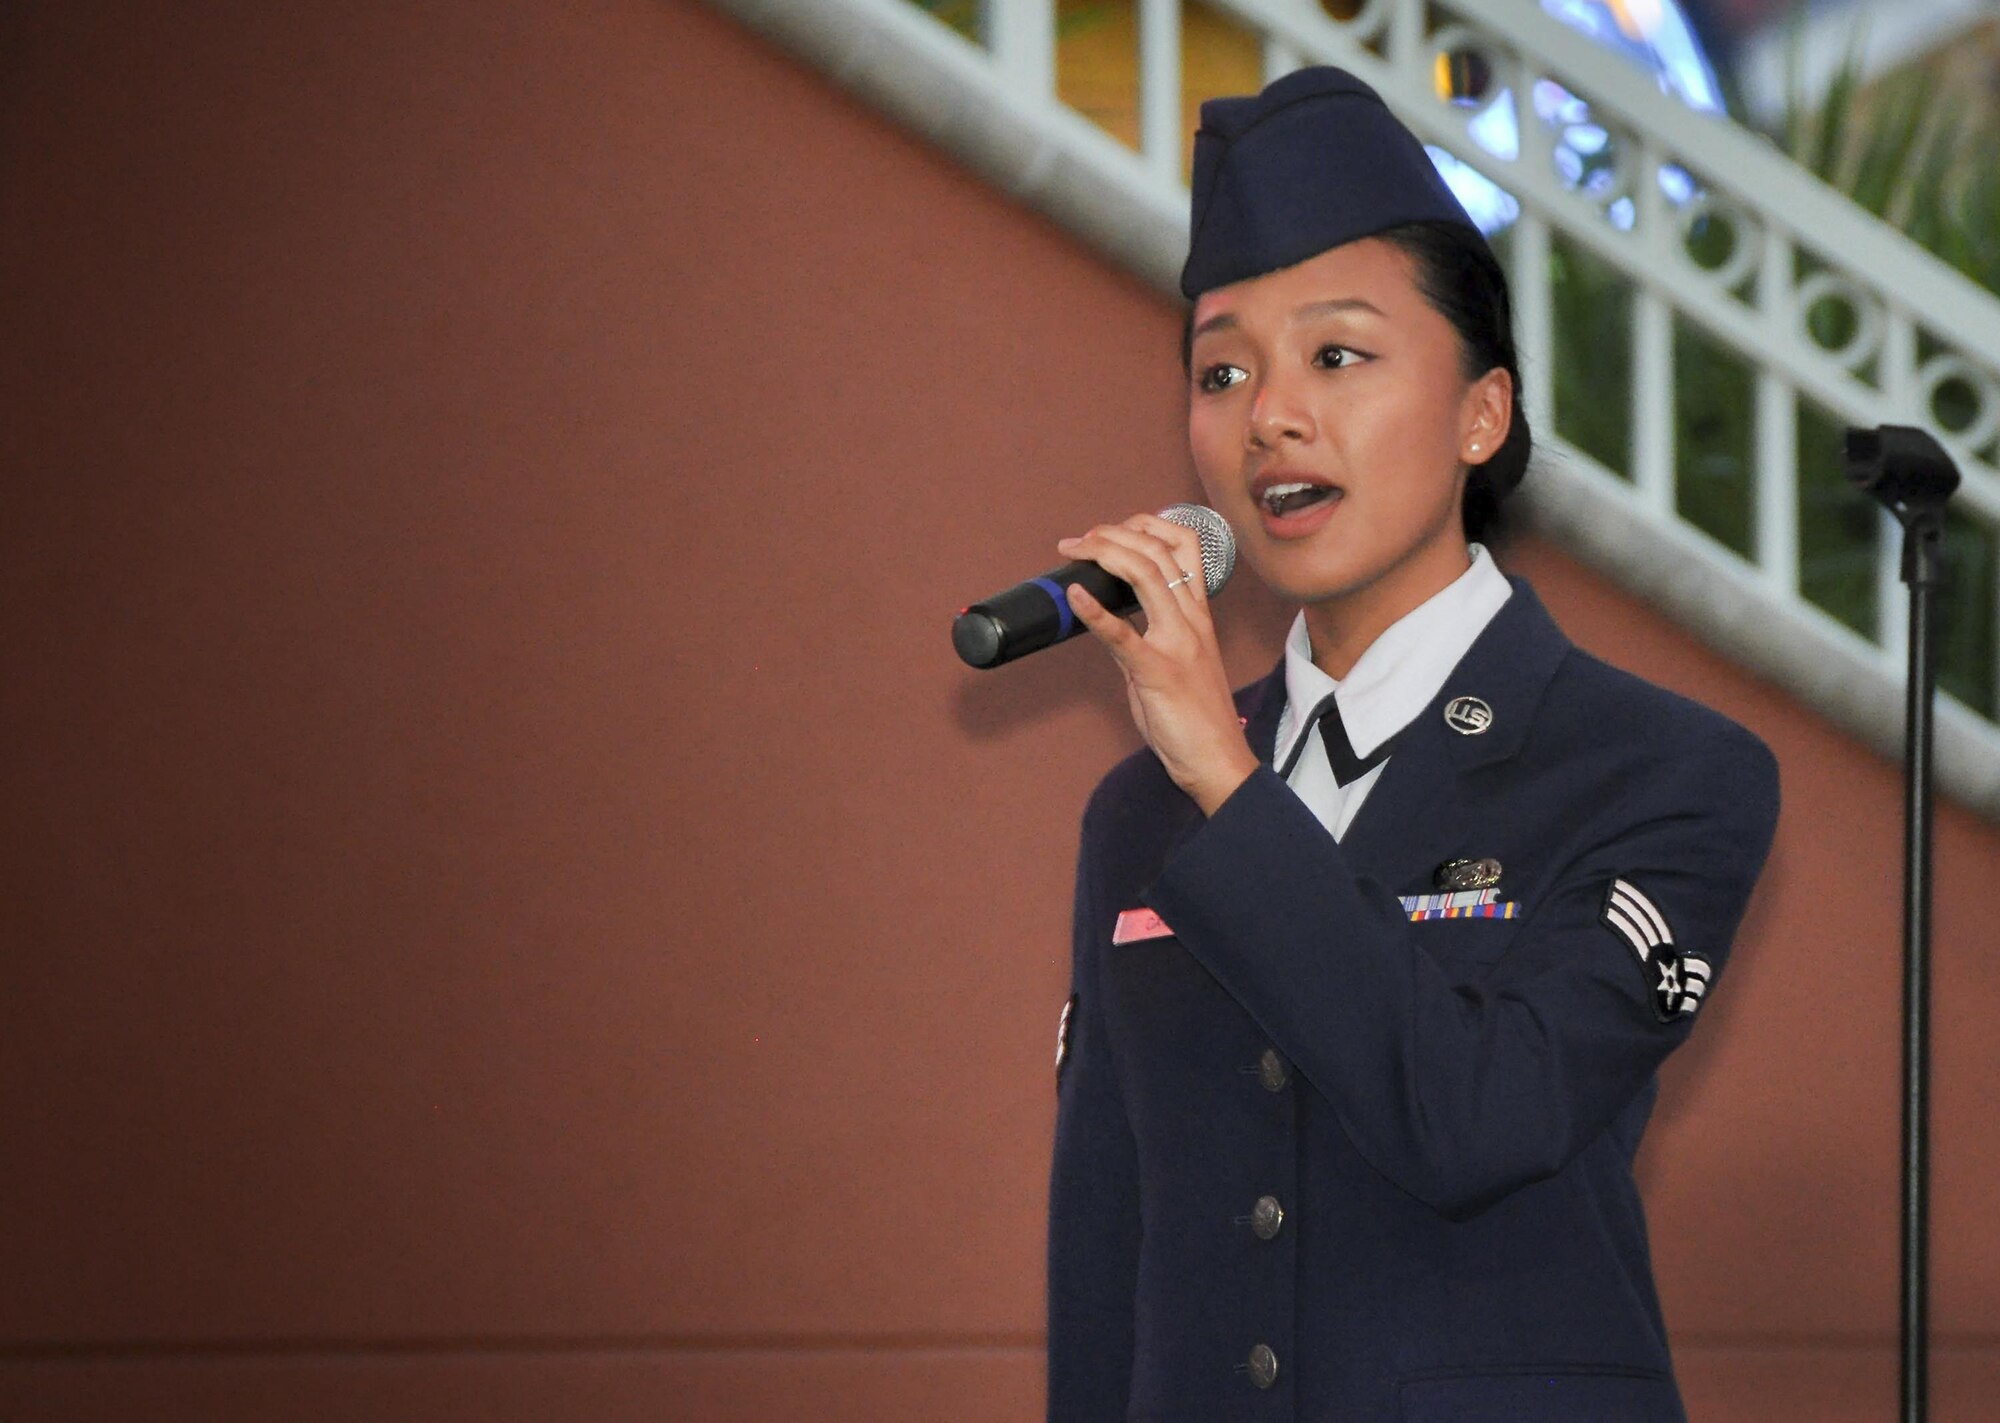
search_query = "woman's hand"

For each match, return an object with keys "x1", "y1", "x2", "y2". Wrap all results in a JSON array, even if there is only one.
[{"x1": 1057, "y1": 512, "x2": 1260, "y2": 816}]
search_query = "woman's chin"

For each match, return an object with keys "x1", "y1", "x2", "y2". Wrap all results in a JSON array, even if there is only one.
[{"x1": 1241, "y1": 548, "x2": 1373, "y2": 608}]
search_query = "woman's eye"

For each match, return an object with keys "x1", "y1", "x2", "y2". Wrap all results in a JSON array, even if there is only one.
[
  {"x1": 1315, "y1": 345, "x2": 1366, "y2": 369},
  {"x1": 1197, "y1": 363, "x2": 1247, "y2": 392}
]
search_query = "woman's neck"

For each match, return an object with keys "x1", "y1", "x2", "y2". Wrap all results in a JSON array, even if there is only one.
[{"x1": 1302, "y1": 542, "x2": 1473, "y2": 680}]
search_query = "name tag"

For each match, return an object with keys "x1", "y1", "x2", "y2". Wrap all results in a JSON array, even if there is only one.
[{"x1": 1112, "y1": 907, "x2": 1174, "y2": 944}]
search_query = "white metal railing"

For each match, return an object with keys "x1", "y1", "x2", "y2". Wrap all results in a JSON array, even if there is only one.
[{"x1": 703, "y1": 0, "x2": 2000, "y2": 819}]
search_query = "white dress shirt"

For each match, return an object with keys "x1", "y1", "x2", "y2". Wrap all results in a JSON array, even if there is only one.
[{"x1": 1271, "y1": 544, "x2": 1513, "y2": 841}]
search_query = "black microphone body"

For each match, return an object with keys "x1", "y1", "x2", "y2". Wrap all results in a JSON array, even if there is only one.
[
  {"x1": 952, "y1": 559, "x2": 1138, "y2": 668},
  {"x1": 952, "y1": 504, "x2": 1237, "y2": 669}
]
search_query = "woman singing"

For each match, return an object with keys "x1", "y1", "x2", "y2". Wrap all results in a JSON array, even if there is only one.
[{"x1": 1045, "y1": 66, "x2": 1778, "y2": 1422}]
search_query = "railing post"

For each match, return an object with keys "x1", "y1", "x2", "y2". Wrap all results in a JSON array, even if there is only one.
[
  {"x1": 1386, "y1": 0, "x2": 1426, "y2": 77},
  {"x1": 1880, "y1": 508, "x2": 1910, "y2": 663},
  {"x1": 1263, "y1": 5, "x2": 1301, "y2": 87},
  {"x1": 1633, "y1": 289, "x2": 1675, "y2": 516},
  {"x1": 1992, "y1": 543, "x2": 2000, "y2": 719},
  {"x1": 1880, "y1": 309, "x2": 1919, "y2": 661},
  {"x1": 1632, "y1": 141, "x2": 1675, "y2": 515},
  {"x1": 1511, "y1": 208, "x2": 1555, "y2": 438},
  {"x1": 1138, "y1": 0, "x2": 1182, "y2": 182},
  {"x1": 983, "y1": 0, "x2": 1055, "y2": 99},
  {"x1": 1755, "y1": 223, "x2": 1799, "y2": 594}
]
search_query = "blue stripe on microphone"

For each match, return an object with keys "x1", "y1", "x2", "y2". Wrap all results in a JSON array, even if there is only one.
[{"x1": 1031, "y1": 577, "x2": 1075, "y2": 640}]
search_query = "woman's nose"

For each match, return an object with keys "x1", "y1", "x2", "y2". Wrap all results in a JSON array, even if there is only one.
[{"x1": 1248, "y1": 377, "x2": 1314, "y2": 447}]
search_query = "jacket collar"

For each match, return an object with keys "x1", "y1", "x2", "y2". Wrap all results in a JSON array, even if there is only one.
[
  {"x1": 1236, "y1": 576, "x2": 1572, "y2": 883},
  {"x1": 1244, "y1": 577, "x2": 1566, "y2": 765}
]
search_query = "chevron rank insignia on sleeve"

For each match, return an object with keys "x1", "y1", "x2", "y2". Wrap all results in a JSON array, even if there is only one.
[{"x1": 1601, "y1": 878, "x2": 1709, "y2": 1023}]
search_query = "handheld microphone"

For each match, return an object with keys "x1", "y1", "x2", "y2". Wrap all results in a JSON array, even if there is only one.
[{"x1": 951, "y1": 504, "x2": 1238, "y2": 669}]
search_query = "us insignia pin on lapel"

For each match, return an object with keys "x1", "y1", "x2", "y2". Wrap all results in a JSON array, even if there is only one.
[{"x1": 1443, "y1": 696, "x2": 1493, "y2": 734}]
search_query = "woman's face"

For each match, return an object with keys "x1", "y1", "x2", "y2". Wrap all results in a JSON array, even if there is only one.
[{"x1": 1186, "y1": 237, "x2": 1506, "y2": 615}]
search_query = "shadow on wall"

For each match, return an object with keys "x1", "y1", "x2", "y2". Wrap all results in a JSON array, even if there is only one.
[{"x1": 951, "y1": 635, "x2": 1137, "y2": 741}]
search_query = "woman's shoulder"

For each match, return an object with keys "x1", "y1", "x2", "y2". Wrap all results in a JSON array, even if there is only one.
[
  {"x1": 1486, "y1": 574, "x2": 1771, "y2": 767},
  {"x1": 1540, "y1": 643, "x2": 1778, "y2": 803},
  {"x1": 1557, "y1": 644, "x2": 1766, "y2": 743}
]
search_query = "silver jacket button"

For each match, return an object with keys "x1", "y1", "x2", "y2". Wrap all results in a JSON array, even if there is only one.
[
  {"x1": 1247, "y1": 1343, "x2": 1279, "y2": 1389},
  {"x1": 1251, "y1": 1194, "x2": 1284, "y2": 1240},
  {"x1": 1257, "y1": 1048, "x2": 1289, "y2": 1092}
]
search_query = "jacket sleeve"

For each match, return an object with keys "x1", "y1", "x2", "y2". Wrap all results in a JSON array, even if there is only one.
[
  {"x1": 1143, "y1": 730, "x2": 1779, "y2": 1222},
  {"x1": 1047, "y1": 793, "x2": 1142, "y2": 1421}
]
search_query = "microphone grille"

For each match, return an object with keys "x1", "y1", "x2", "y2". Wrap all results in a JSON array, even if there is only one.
[{"x1": 1159, "y1": 503, "x2": 1238, "y2": 596}]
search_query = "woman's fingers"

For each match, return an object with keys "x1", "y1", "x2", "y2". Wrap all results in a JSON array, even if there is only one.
[
  {"x1": 1129, "y1": 513, "x2": 1212, "y2": 606},
  {"x1": 1055, "y1": 513, "x2": 1255, "y2": 815},
  {"x1": 1057, "y1": 519, "x2": 1210, "y2": 640},
  {"x1": 1062, "y1": 579, "x2": 1142, "y2": 661},
  {"x1": 1057, "y1": 525, "x2": 1182, "y2": 601}
]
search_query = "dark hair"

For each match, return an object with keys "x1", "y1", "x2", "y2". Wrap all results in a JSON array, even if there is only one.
[{"x1": 1178, "y1": 219, "x2": 1532, "y2": 545}]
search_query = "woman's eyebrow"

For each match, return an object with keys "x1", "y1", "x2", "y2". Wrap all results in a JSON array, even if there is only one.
[
  {"x1": 1293, "y1": 297, "x2": 1386, "y2": 322},
  {"x1": 1191, "y1": 296, "x2": 1387, "y2": 342},
  {"x1": 1190, "y1": 310, "x2": 1239, "y2": 340}
]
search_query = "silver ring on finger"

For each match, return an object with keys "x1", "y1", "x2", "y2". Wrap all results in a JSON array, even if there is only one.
[{"x1": 1165, "y1": 568, "x2": 1195, "y2": 590}]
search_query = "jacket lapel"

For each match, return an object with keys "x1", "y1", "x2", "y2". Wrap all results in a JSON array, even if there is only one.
[
  {"x1": 1241, "y1": 656, "x2": 1289, "y2": 768},
  {"x1": 1154, "y1": 578, "x2": 1570, "y2": 886},
  {"x1": 1337, "y1": 578, "x2": 1573, "y2": 888}
]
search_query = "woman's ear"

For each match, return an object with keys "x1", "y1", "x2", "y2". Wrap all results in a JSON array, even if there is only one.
[{"x1": 1460, "y1": 367, "x2": 1513, "y2": 465}]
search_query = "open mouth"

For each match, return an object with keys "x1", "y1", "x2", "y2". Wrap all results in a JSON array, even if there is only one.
[{"x1": 1259, "y1": 480, "x2": 1341, "y2": 519}]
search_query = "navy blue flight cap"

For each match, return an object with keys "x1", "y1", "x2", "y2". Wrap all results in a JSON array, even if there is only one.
[{"x1": 1181, "y1": 66, "x2": 1486, "y2": 300}]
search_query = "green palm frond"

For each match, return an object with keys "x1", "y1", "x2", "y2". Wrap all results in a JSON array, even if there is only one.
[{"x1": 1779, "y1": 8, "x2": 2000, "y2": 294}]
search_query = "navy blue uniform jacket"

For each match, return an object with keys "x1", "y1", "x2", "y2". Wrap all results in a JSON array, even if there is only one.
[{"x1": 1048, "y1": 578, "x2": 1780, "y2": 1422}]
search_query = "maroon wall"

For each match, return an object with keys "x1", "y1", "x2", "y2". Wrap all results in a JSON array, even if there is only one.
[{"x1": 1, "y1": 1, "x2": 1994, "y2": 1417}]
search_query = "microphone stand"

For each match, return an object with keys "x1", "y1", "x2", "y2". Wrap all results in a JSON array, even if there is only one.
[{"x1": 1845, "y1": 425, "x2": 1960, "y2": 1423}]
